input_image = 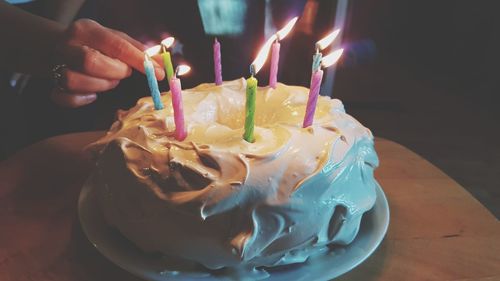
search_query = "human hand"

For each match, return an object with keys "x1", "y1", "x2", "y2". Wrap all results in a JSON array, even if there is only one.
[{"x1": 50, "y1": 19, "x2": 165, "y2": 108}]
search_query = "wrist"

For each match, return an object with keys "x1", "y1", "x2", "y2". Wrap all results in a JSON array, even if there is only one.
[
  {"x1": 45, "y1": 24, "x2": 68, "y2": 74},
  {"x1": 0, "y1": 1, "x2": 66, "y2": 75}
]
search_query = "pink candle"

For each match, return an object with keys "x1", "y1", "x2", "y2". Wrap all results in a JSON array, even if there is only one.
[
  {"x1": 169, "y1": 76, "x2": 187, "y2": 141},
  {"x1": 269, "y1": 41, "x2": 280, "y2": 88},
  {"x1": 303, "y1": 69, "x2": 324, "y2": 128},
  {"x1": 268, "y1": 17, "x2": 298, "y2": 88},
  {"x1": 213, "y1": 38, "x2": 223, "y2": 85}
]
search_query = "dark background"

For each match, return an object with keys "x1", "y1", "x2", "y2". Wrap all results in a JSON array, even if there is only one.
[
  {"x1": 1, "y1": 0, "x2": 498, "y2": 216},
  {"x1": 338, "y1": 0, "x2": 500, "y2": 217}
]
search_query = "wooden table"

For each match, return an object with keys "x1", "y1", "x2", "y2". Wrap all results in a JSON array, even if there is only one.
[{"x1": 1, "y1": 132, "x2": 499, "y2": 281}]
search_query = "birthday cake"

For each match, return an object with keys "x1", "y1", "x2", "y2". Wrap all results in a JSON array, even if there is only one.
[{"x1": 86, "y1": 78, "x2": 379, "y2": 278}]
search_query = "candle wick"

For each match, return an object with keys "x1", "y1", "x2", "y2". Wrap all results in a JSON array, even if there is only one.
[
  {"x1": 249, "y1": 64, "x2": 256, "y2": 77},
  {"x1": 315, "y1": 44, "x2": 321, "y2": 53},
  {"x1": 215, "y1": 37, "x2": 218, "y2": 43},
  {"x1": 161, "y1": 44, "x2": 167, "y2": 53}
]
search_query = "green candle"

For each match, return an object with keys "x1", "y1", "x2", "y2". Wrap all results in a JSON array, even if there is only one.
[
  {"x1": 162, "y1": 44, "x2": 174, "y2": 82},
  {"x1": 244, "y1": 75, "x2": 257, "y2": 143},
  {"x1": 243, "y1": 36, "x2": 275, "y2": 142}
]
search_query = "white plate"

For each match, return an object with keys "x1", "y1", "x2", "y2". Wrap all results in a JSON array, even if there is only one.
[{"x1": 79, "y1": 176, "x2": 389, "y2": 281}]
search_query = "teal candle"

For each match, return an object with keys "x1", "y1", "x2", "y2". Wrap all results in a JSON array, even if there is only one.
[
  {"x1": 144, "y1": 54, "x2": 163, "y2": 110},
  {"x1": 313, "y1": 29, "x2": 340, "y2": 72},
  {"x1": 312, "y1": 51, "x2": 322, "y2": 72}
]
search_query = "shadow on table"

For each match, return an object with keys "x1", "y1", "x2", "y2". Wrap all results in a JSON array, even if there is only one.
[{"x1": 68, "y1": 217, "x2": 143, "y2": 281}]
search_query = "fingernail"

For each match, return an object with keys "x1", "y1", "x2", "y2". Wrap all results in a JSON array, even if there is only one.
[
  {"x1": 152, "y1": 61, "x2": 164, "y2": 71},
  {"x1": 152, "y1": 60, "x2": 161, "y2": 68},
  {"x1": 155, "y1": 67, "x2": 165, "y2": 80},
  {"x1": 84, "y1": 93, "x2": 97, "y2": 101}
]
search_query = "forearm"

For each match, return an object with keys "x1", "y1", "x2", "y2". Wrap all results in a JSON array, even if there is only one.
[
  {"x1": 0, "y1": 1, "x2": 65, "y2": 75},
  {"x1": 40, "y1": 0, "x2": 85, "y2": 26}
]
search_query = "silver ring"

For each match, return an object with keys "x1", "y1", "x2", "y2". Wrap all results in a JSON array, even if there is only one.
[{"x1": 52, "y1": 64, "x2": 67, "y2": 91}]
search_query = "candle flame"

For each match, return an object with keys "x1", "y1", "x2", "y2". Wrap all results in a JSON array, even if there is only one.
[
  {"x1": 321, "y1": 48, "x2": 344, "y2": 68},
  {"x1": 276, "y1": 16, "x2": 298, "y2": 41},
  {"x1": 316, "y1": 29, "x2": 341, "y2": 51},
  {"x1": 251, "y1": 34, "x2": 276, "y2": 75},
  {"x1": 145, "y1": 45, "x2": 162, "y2": 57},
  {"x1": 161, "y1": 37, "x2": 175, "y2": 48},
  {"x1": 176, "y1": 65, "x2": 191, "y2": 77}
]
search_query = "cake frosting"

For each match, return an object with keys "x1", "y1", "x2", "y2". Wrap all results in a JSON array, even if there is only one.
[{"x1": 87, "y1": 78, "x2": 379, "y2": 279}]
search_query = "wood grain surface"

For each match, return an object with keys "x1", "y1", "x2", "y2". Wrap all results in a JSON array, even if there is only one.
[{"x1": 0, "y1": 132, "x2": 499, "y2": 281}]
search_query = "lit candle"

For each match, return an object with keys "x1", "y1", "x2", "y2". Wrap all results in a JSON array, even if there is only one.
[
  {"x1": 213, "y1": 38, "x2": 223, "y2": 85},
  {"x1": 303, "y1": 49, "x2": 343, "y2": 128},
  {"x1": 169, "y1": 65, "x2": 191, "y2": 141},
  {"x1": 244, "y1": 71, "x2": 257, "y2": 142},
  {"x1": 161, "y1": 37, "x2": 175, "y2": 82},
  {"x1": 312, "y1": 29, "x2": 340, "y2": 72},
  {"x1": 269, "y1": 41, "x2": 280, "y2": 88},
  {"x1": 303, "y1": 69, "x2": 323, "y2": 128},
  {"x1": 244, "y1": 36, "x2": 275, "y2": 142},
  {"x1": 312, "y1": 50, "x2": 322, "y2": 73},
  {"x1": 269, "y1": 17, "x2": 298, "y2": 88},
  {"x1": 322, "y1": 0, "x2": 348, "y2": 96},
  {"x1": 144, "y1": 45, "x2": 163, "y2": 110}
]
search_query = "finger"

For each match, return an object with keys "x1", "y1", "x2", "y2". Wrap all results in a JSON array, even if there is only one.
[
  {"x1": 151, "y1": 54, "x2": 164, "y2": 68},
  {"x1": 82, "y1": 23, "x2": 165, "y2": 80},
  {"x1": 62, "y1": 69, "x2": 120, "y2": 92},
  {"x1": 108, "y1": 28, "x2": 145, "y2": 51},
  {"x1": 64, "y1": 45, "x2": 132, "y2": 80},
  {"x1": 50, "y1": 89, "x2": 97, "y2": 108}
]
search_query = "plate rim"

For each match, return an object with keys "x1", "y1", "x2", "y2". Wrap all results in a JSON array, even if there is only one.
[{"x1": 78, "y1": 175, "x2": 390, "y2": 281}]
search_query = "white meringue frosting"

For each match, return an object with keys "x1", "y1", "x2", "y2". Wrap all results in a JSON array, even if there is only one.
[{"x1": 87, "y1": 78, "x2": 379, "y2": 278}]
